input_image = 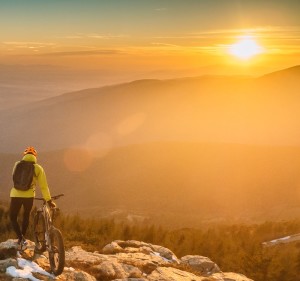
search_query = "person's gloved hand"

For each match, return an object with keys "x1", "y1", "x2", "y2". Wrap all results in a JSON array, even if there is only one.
[{"x1": 47, "y1": 200, "x2": 56, "y2": 208}]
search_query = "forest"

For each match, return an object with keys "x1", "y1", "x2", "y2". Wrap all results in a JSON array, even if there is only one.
[{"x1": 1, "y1": 203, "x2": 300, "y2": 281}]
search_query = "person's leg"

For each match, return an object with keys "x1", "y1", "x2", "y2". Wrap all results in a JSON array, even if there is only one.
[
  {"x1": 21, "y1": 197, "x2": 34, "y2": 238},
  {"x1": 9, "y1": 197, "x2": 23, "y2": 240}
]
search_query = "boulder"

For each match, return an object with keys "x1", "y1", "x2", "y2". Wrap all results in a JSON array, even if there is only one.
[
  {"x1": 60, "y1": 267, "x2": 97, "y2": 281},
  {"x1": 0, "y1": 258, "x2": 18, "y2": 273},
  {"x1": 65, "y1": 246, "x2": 110, "y2": 265},
  {"x1": 147, "y1": 266, "x2": 208, "y2": 281},
  {"x1": 181, "y1": 255, "x2": 221, "y2": 276},
  {"x1": 0, "y1": 239, "x2": 36, "y2": 261},
  {"x1": 103, "y1": 240, "x2": 179, "y2": 263},
  {"x1": 118, "y1": 241, "x2": 150, "y2": 249},
  {"x1": 212, "y1": 272, "x2": 254, "y2": 281},
  {"x1": 103, "y1": 241, "x2": 125, "y2": 254},
  {"x1": 0, "y1": 239, "x2": 254, "y2": 281},
  {"x1": 113, "y1": 278, "x2": 148, "y2": 281},
  {"x1": 34, "y1": 255, "x2": 50, "y2": 272},
  {"x1": 92, "y1": 260, "x2": 142, "y2": 280},
  {"x1": 67, "y1": 244, "x2": 165, "y2": 277},
  {"x1": 151, "y1": 245, "x2": 179, "y2": 262},
  {"x1": 116, "y1": 252, "x2": 167, "y2": 274},
  {"x1": 0, "y1": 240, "x2": 18, "y2": 259}
]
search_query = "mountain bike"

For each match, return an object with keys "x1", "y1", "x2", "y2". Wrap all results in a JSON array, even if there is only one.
[{"x1": 33, "y1": 194, "x2": 65, "y2": 276}]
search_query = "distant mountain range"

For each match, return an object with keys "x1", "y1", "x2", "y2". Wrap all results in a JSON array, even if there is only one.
[
  {"x1": 0, "y1": 64, "x2": 128, "y2": 111},
  {"x1": 0, "y1": 62, "x2": 280, "y2": 111},
  {"x1": 1, "y1": 65, "x2": 300, "y2": 224},
  {"x1": 0, "y1": 65, "x2": 299, "y2": 153}
]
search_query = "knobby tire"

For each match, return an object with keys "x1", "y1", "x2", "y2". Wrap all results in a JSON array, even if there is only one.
[{"x1": 49, "y1": 227, "x2": 65, "y2": 276}]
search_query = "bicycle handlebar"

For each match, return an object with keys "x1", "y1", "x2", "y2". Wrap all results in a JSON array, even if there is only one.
[{"x1": 35, "y1": 193, "x2": 65, "y2": 201}]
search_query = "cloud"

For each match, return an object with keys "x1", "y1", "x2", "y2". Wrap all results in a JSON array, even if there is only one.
[
  {"x1": 153, "y1": 26, "x2": 300, "y2": 40},
  {"x1": 150, "y1": 26, "x2": 300, "y2": 56},
  {"x1": 64, "y1": 35, "x2": 83, "y2": 39},
  {"x1": 2, "y1": 41, "x2": 56, "y2": 51},
  {"x1": 87, "y1": 33, "x2": 127, "y2": 39},
  {"x1": 199, "y1": 27, "x2": 300, "y2": 55},
  {"x1": 151, "y1": 42, "x2": 181, "y2": 48},
  {"x1": 3, "y1": 41, "x2": 56, "y2": 47},
  {"x1": 59, "y1": 33, "x2": 128, "y2": 40},
  {"x1": 40, "y1": 49, "x2": 123, "y2": 56}
]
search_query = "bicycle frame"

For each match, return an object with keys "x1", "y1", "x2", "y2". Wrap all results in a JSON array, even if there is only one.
[
  {"x1": 34, "y1": 194, "x2": 65, "y2": 275},
  {"x1": 36, "y1": 200, "x2": 54, "y2": 250},
  {"x1": 35, "y1": 194, "x2": 64, "y2": 223},
  {"x1": 35, "y1": 195, "x2": 63, "y2": 244}
]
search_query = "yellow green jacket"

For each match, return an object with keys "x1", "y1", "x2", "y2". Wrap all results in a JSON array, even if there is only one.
[{"x1": 10, "y1": 154, "x2": 51, "y2": 201}]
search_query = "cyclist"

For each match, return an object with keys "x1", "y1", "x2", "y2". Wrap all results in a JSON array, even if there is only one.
[{"x1": 9, "y1": 146, "x2": 56, "y2": 247}]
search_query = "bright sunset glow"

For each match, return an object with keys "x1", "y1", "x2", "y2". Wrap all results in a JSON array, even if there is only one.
[
  {"x1": 229, "y1": 36, "x2": 263, "y2": 60},
  {"x1": 0, "y1": 1, "x2": 299, "y2": 78}
]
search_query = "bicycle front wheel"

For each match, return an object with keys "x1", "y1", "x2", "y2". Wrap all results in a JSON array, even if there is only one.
[
  {"x1": 33, "y1": 211, "x2": 46, "y2": 253},
  {"x1": 49, "y1": 227, "x2": 65, "y2": 276}
]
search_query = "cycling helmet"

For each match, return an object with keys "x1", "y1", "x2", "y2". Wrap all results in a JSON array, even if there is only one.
[{"x1": 23, "y1": 146, "x2": 37, "y2": 157}]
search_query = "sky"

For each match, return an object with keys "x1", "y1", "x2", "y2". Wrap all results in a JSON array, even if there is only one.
[{"x1": 0, "y1": 0, "x2": 300, "y2": 78}]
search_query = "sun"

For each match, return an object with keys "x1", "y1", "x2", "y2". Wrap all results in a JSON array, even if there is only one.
[{"x1": 228, "y1": 35, "x2": 263, "y2": 60}]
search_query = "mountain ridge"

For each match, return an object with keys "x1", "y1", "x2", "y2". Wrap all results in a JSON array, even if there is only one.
[
  {"x1": 1, "y1": 64, "x2": 299, "y2": 114},
  {"x1": 1, "y1": 65, "x2": 300, "y2": 153},
  {"x1": 260, "y1": 64, "x2": 300, "y2": 78}
]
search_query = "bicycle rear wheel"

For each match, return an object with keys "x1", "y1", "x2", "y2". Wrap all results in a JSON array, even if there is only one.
[
  {"x1": 49, "y1": 227, "x2": 65, "y2": 276},
  {"x1": 33, "y1": 211, "x2": 46, "y2": 253}
]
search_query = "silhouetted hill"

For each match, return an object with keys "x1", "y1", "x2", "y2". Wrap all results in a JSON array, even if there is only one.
[
  {"x1": 0, "y1": 64, "x2": 128, "y2": 111},
  {"x1": 260, "y1": 65, "x2": 300, "y2": 80},
  {"x1": 0, "y1": 66, "x2": 300, "y2": 153}
]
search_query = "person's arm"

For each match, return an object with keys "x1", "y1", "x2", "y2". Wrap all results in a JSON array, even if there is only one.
[{"x1": 36, "y1": 164, "x2": 51, "y2": 202}]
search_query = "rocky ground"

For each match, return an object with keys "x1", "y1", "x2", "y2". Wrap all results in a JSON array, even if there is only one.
[{"x1": 0, "y1": 239, "x2": 253, "y2": 281}]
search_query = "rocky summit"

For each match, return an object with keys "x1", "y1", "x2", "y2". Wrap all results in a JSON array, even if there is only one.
[{"x1": 0, "y1": 239, "x2": 253, "y2": 281}]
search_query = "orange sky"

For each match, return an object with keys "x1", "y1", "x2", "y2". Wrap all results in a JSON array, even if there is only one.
[{"x1": 1, "y1": 0, "x2": 300, "y2": 78}]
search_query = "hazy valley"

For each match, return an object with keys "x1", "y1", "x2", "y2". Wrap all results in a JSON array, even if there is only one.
[{"x1": 1, "y1": 65, "x2": 300, "y2": 226}]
